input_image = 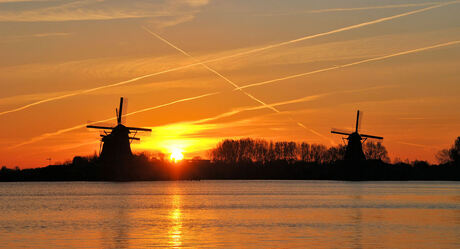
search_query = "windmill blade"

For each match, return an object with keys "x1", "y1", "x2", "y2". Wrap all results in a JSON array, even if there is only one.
[
  {"x1": 357, "y1": 110, "x2": 363, "y2": 132},
  {"x1": 87, "y1": 120, "x2": 115, "y2": 127},
  {"x1": 361, "y1": 133, "x2": 383, "y2": 139},
  {"x1": 129, "y1": 137, "x2": 140, "y2": 140},
  {"x1": 87, "y1": 125, "x2": 114, "y2": 130},
  {"x1": 122, "y1": 98, "x2": 128, "y2": 125},
  {"x1": 331, "y1": 130, "x2": 352, "y2": 136},
  {"x1": 331, "y1": 127, "x2": 352, "y2": 135},
  {"x1": 126, "y1": 126, "x2": 152, "y2": 132},
  {"x1": 117, "y1": 97, "x2": 124, "y2": 125}
]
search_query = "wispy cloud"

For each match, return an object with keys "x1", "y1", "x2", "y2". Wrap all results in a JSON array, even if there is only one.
[
  {"x1": 10, "y1": 83, "x2": 393, "y2": 149},
  {"x1": 1, "y1": 32, "x2": 71, "y2": 43},
  {"x1": 0, "y1": 0, "x2": 210, "y2": 24},
  {"x1": 0, "y1": 0, "x2": 52, "y2": 2},
  {"x1": 143, "y1": 27, "x2": 328, "y2": 142},
  {"x1": 309, "y1": 2, "x2": 441, "y2": 13},
  {"x1": 395, "y1": 141, "x2": 435, "y2": 149},
  {"x1": 191, "y1": 85, "x2": 396, "y2": 126},
  {"x1": 257, "y1": 2, "x2": 442, "y2": 16},
  {"x1": 7, "y1": 37, "x2": 458, "y2": 148},
  {"x1": 6, "y1": 37, "x2": 458, "y2": 149},
  {"x1": 9, "y1": 92, "x2": 218, "y2": 148},
  {"x1": 2, "y1": 2, "x2": 456, "y2": 117},
  {"x1": 236, "y1": 40, "x2": 460, "y2": 90}
]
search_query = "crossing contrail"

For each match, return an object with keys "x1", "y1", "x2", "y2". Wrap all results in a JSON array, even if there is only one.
[
  {"x1": 1, "y1": 0, "x2": 457, "y2": 117},
  {"x1": 10, "y1": 38, "x2": 459, "y2": 148},
  {"x1": 143, "y1": 27, "x2": 280, "y2": 114},
  {"x1": 236, "y1": 40, "x2": 460, "y2": 90},
  {"x1": 144, "y1": 28, "x2": 328, "y2": 142},
  {"x1": 187, "y1": 85, "x2": 395, "y2": 144},
  {"x1": 189, "y1": 94, "x2": 326, "y2": 125}
]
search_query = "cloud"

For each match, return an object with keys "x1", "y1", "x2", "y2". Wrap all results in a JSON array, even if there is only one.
[
  {"x1": 308, "y1": 2, "x2": 441, "y2": 13},
  {"x1": 236, "y1": 40, "x2": 460, "y2": 90},
  {"x1": 1, "y1": 2, "x2": 456, "y2": 117},
  {"x1": 256, "y1": 2, "x2": 443, "y2": 16},
  {"x1": 0, "y1": 32, "x2": 71, "y2": 43},
  {"x1": 4, "y1": 36, "x2": 457, "y2": 148},
  {"x1": 0, "y1": 0, "x2": 210, "y2": 24},
  {"x1": 9, "y1": 92, "x2": 219, "y2": 148},
  {"x1": 144, "y1": 27, "x2": 328, "y2": 142}
]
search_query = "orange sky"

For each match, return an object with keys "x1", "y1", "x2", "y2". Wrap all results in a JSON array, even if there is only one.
[{"x1": 1, "y1": 0, "x2": 459, "y2": 168}]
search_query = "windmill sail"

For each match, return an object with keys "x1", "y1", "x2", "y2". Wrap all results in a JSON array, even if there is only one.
[
  {"x1": 87, "y1": 97, "x2": 151, "y2": 162},
  {"x1": 331, "y1": 110, "x2": 383, "y2": 161}
]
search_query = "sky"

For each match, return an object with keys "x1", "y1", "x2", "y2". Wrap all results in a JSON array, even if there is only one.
[{"x1": 0, "y1": 0, "x2": 459, "y2": 168}]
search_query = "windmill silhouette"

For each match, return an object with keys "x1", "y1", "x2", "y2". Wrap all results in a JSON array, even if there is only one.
[
  {"x1": 87, "y1": 97, "x2": 151, "y2": 162},
  {"x1": 331, "y1": 110, "x2": 383, "y2": 161}
]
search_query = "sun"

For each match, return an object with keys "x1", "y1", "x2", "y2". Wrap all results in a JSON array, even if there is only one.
[{"x1": 170, "y1": 148, "x2": 184, "y2": 162}]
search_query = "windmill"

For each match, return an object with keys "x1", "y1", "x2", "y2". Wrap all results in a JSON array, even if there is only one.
[
  {"x1": 87, "y1": 97, "x2": 151, "y2": 162},
  {"x1": 331, "y1": 110, "x2": 383, "y2": 161}
]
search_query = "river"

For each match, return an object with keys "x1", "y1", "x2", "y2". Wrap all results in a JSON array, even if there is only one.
[{"x1": 0, "y1": 181, "x2": 459, "y2": 248}]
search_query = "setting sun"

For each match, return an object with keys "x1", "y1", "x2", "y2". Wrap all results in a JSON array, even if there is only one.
[{"x1": 170, "y1": 149, "x2": 184, "y2": 163}]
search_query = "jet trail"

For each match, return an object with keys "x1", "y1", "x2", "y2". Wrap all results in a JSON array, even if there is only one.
[
  {"x1": 1, "y1": 0, "x2": 457, "y2": 117},
  {"x1": 143, "y1": 27, "x2": 279, "y2": 114},
  {"x1": 10, "y1": 38, "x2": 459, "y2": 148},
  {"x1": 0, "y1": 67, "x2": 205, "y2": 116},
  {"x1": 308, "y1": 2, "x2": 440, "y2": 13},
  {"x1": 236, "y1": 40, "x2": 460, "y2": 90},
  {"x1": 144, "y1": 28, "x2": 327, "y2": 141},
  {"x1": 189, "y1": 94, "x2": 325, "y2": 125},
  {"x1": 10, "y1": 92, "x2": 218, "y2": 148}
]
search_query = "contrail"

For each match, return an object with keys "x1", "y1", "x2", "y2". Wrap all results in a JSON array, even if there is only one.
[
  {"x1": 189, "y1": 94, "x2": 326, "y2": 125},
  {"x1": 236, "y1": 40, "x2": 460, "y2": 90},
  {"x1": 144, "y1": 28, "x2": 327, "y2": 141},
  {"x1": 1, "y1": 0, "x2": 457, "y2": 117},
  {"x1": 308, "y1": 2, "x2": 440, "y2": 13},
  {"x1": 9, "y1": 92, "x2": 218, "y2": 148},
  {"x1": 256, "y1": 2, "x2": 441, "y2": 16},
  {"x1": 395, "y1": 141, "x2": 440, "y2": 149},
  {"x1": 143, "y1": 27, "x2": 279, "y2": 114},
  {"x1": 10, "y1": 38, "x2": 458, "y2": 148},
  {"x1": 0, "y1": 68, "x2": 205, "y2": 116},
  {"x1": 8, "y1": 84, "x2": 387, "y2": 149}
]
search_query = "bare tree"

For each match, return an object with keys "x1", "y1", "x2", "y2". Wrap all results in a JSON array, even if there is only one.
[
  {"x1": 437, "y1": 136, "x2": 460, "y2": 165},
  {"x1": 363, "y1": 141, "x2": 390, "y2": 162},
  {"x1": 299, "y1": 143, "x2": 310, "y2": 161},
  {"x1": 310, "y1": 144, "x2": 328, "y2": 164},
  {"x1": 326, "y1": 145, "x2": 346, "y2": 162},
  {"x1": 436, "y1": 149, "x2": 451, "y2": 164}
]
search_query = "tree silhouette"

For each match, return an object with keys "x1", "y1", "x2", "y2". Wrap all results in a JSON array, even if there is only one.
[
  {"x1": 437, "y1": 136, "x2": 460, "y2": 165},
  {"x1": 363, "y1": 141, "x2": 390, "y2": 162},
  {"x1": 209, "y1": 138, "x2": 347, "y2": 164}
]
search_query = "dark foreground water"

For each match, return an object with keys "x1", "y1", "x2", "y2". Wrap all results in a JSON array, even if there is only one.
[{"x1": 0, "y1": 181, "x2": 459, "y2": 248}]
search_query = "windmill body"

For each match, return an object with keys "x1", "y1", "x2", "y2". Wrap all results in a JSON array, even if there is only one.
[
  {"x1": 99, "y1": 124, "x2": 132, "y2": 161},
  {"x1": 87, "y1": 97, "x2": 151, "y2": 163},
  {"x1": 345, "y1": 132, "x2": 366, "y2": 161},
  {"x1": 331, "y1": 110, "x2": 383, "y2": 161}
]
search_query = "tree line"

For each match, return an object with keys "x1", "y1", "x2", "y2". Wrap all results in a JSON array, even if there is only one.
[{"x1": 209, "y1": 138, "x2": 389, "y2": 164}]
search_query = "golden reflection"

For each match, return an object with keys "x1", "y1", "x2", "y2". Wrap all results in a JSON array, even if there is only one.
[{"x1": 168, "y1": 193, "x2": 183, "y2": 248}]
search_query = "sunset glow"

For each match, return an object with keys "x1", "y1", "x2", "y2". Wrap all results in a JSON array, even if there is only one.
[
  {"x1": 170, "y1": 149, "x2": 184, "y2": 163},
  {"x1": 0, "y1": 0, "x2": 459, "y2": 168}
]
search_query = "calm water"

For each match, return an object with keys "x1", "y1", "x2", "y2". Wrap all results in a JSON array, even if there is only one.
[{"x1": 0, "y1": 181, "x2": 459, "y2": 248}]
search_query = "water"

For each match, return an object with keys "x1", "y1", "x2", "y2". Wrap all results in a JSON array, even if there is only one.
[{"x1": 0, "y1": 181, "x2": 459, "y2": 248}]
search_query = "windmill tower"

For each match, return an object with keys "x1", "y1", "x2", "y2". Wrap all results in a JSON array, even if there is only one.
[
  {"x1": 87, "y1": 97, "x2": 151, "y2": 162},
  {"x1": 331, "y1": 110, "x2": 383, "y2": 161}
]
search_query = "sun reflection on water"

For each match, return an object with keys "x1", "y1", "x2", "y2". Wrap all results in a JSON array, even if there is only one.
[{"x1": 168, "y1": 194, "x2": 183, "y2": 248}]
